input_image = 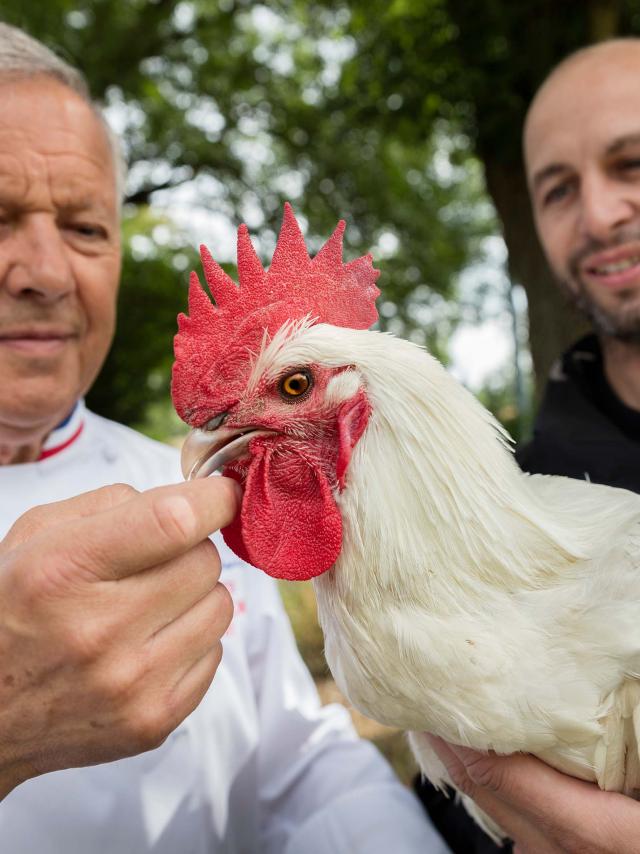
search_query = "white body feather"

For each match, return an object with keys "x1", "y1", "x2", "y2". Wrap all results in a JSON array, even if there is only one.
[{"x1": 256, "y1": 321, "x2": 640, "y2": 818}]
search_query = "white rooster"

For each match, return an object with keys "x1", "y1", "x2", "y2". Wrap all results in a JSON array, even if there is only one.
[{"x1": 173, "y1": 205, "x2": 640, "y2": 841}]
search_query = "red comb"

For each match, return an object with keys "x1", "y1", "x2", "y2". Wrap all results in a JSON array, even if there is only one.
[{"x1": 172, "y1": 203, "x2": 380, "y2": 425}]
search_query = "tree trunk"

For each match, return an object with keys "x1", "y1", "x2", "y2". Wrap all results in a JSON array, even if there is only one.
[
  {"x1": 481, "y1": 154, "x2": 588, "y2": 399},
  {"x1": 588, "y1": 0, "x2": 620, "y2": 41},
  {"x1": 443, "y1": 0, "x2": 623, "y2": 399},
  {"x1": 477, "y1": 0, "x2": 620, "y2": 398}
]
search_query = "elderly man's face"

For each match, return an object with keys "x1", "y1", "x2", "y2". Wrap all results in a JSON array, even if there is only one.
[
  {"x1": 0, "y1": 75, "x2": 120, "y2": 445},
  {"x1": 525, "y1": 48, "x2": 640, "y2": 340}
]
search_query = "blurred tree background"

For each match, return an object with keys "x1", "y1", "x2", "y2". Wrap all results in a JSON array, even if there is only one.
[
  {"x1": 2, "y1": 0, "x2": 638, "y2": 443},
  {"x1": 4, "y1": 0, "x2": 640, "y2": 784}
]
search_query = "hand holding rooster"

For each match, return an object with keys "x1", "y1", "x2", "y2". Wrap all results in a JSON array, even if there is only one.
[
  {"x1": 431, "y1": 737, "x2": 640, "y2": 854},
  {"x1": 0, "y1": 477, "x2": 238, "y2": 798}
]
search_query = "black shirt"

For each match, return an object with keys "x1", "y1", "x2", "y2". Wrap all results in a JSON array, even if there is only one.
[{"x1": 517, "y1": 333, "x2": 640, "y2": 492}]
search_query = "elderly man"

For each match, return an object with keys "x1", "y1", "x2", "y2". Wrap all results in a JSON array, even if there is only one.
[
  {"x1": 0, "y1": 23, "x2": 449, "y2": 854},
  {"x1": 419, "y1": 38, "x2": 640, "y2": 854}
]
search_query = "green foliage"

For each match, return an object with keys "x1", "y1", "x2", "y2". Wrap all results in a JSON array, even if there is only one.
[
  {"x1": 296, "y1": 0, "x2": 640, "y2": 392},
  {"x1": 477, "y1": 380, "x2": 534, "y2": 445},
  {"x1": 2, "y1": 0, "x2": 499, "y2": 427},
  {"x1": 278, "y1": 581, "x2": 328, "y2": 679},
  {"x1": 86, "y1": 208, "x2": 197, "y2": 427},
  {"x1": 9, "y1": 0, "x2": 630, "y2": 427}
]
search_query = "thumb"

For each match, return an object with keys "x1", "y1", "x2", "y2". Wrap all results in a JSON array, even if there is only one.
[
  {"x1": 40, "y1": 476, "x2": 242, "y2": 582},
  {"x1": 1, "y1": 483, "x2": 139, "y2": 553}
]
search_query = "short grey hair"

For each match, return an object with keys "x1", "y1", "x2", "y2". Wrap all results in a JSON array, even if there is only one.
[{"x1": 0, "y1": 22, "x2": 127, "y2": 204}]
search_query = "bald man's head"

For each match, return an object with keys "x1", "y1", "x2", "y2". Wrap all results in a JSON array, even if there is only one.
[
  {"x1": 525, "y1": 39, "x2": 640, "y2": 171},
  {"x1": 524, "y1": 39, "x2": 640, "y2": 342}
]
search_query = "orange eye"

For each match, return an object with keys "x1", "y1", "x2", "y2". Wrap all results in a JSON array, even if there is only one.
[{"x1": 280, "y1": 370, "x2": 312, "y2": 400}]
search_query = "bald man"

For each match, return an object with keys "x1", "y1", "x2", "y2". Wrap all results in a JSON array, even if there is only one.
[
  {"x1": 518, "y1": 38, "x2": 640, "y2": 488},
  {"x1": 418, "y1": 39, "x2": 640, "y2": 854}
]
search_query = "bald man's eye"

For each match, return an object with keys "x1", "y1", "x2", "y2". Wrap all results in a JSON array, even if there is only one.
[
  {"x1": 542, "y1": 182, "x2": 572, "y2": 207},
  {"x1": 617, "y1": 158, "x2": 640, "y2": 174}
]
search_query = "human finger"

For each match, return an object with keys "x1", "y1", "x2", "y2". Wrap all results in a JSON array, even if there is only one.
[
  {"x1": 1, "y1": 483, "x2": 138, "y2": 552},
  {"x1": 429, "y1": 738, "x2": 531, "y2": 839},
  {"x1": 128, "y1": 588, "x2": 231, "y2": 746},
  {"x1": 150, "y1": 582, "x2": 234, "y2": 676},
  {"x1": 43, "y1": 476, "x2": 241, "y2": 582},
  {"x1": 445, "y1": 741, "x2": 572, "y2": 821},
  {"x1": 434, "y1": 739, "x2": 640, "y2": 854},
  {"x1": 168, "y1": 644, "x2": 225, "y2": 725},
  {"x1": 114, "y1": 538, "x2": 222, "y2": 640}
]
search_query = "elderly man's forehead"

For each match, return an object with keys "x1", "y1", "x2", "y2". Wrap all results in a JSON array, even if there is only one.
[
  {"x1": 524, "y1": 41, "x2": 640, "y2": 178},
  {"x1": 0, "y1": 166, "x2": 113, "y2": 213},
  {"x1": 0, "y1": 132, "x2": 112, "y2": 176},
  {"x1": 0, "y1": 75, "x2": 117, "y2": 206},
  {"x1": 0, "y1": 75, "x2": 107, "y2": 139}
]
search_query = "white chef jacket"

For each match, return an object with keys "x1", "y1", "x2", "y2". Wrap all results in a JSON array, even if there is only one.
[{"x1": 0, "y1": 404, "x2": 449, "y2": 854}]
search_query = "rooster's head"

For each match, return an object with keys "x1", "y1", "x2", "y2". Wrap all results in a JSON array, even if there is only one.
[{"x1": 172, "y1": 204, "x2": 380, "y2": 581}]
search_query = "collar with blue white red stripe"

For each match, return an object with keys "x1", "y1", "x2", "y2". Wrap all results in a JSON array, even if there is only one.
[{"x1": 38, "y1": 401, "x2": 86, "y2": 461}]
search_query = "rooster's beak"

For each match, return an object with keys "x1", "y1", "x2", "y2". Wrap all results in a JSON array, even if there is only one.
[{"x1": 181, "y1": 426, "x2": 275, "y2": 480}]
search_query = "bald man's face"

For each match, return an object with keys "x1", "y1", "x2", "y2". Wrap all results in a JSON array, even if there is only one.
[{"x1": 525, "y1": 48, "x2": 640, "y2": 339}]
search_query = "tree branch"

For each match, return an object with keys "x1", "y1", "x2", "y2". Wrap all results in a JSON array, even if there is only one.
[{"x1": 124, "y1": 176, "x2": 193, "y2": 206}]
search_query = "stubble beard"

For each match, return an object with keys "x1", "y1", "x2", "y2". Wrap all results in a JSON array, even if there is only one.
[
  {"x1": 562, "y1": 228, "x2": 640, "y2": 344},
  {"x1": 567, "y1": 283, "x2": 640, "y2": 342}
]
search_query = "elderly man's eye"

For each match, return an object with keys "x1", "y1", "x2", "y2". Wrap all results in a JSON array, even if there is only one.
[{"x1": 68, "y1": 223, "x2": 107, "y2": 239}]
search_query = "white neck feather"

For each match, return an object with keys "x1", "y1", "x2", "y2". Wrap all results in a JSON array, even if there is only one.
[{"x1": 276, "y1": 325, "x2": 590, "y2": 610}]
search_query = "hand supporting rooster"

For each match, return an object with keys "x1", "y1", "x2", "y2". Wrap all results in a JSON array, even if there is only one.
[
  {"x1": 0, "y1": 478, "x2": 238, "y2": 798},
  {"x1": 430, "y1": 737, "x2": 640, "y2": 854}
]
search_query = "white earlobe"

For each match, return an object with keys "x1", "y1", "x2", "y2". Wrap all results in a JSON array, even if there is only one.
[{"x1": 325, "y1": 370, "x2": 362, "y2": 405}]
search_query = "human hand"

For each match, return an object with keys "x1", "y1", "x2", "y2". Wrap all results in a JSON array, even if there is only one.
[
  {"x1": 429, "y1": 736, "x2": 640, "y2": 854},
  {"x1": 0, "y1": 477, "x2": 240, "y2": 799}
]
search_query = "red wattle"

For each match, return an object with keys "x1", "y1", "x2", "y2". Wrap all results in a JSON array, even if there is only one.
[{"x1": 222, "y1": 445, "x2": 342, "y2": 581}]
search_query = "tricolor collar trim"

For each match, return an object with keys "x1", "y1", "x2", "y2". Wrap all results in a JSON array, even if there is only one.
[{"x1": 38, "y1": 401, "x2": 86, "y2": 462}]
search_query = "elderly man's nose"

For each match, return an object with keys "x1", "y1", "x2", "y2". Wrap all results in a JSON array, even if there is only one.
[
  {"x1": 4, "y1": 217, "x2": 74, "y2": 301},
  {"x1": 579, "y1": 178, "x2": 635, "y2": 242}
]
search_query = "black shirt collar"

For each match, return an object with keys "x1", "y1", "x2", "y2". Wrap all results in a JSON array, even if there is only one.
[{"x1": 561, "y1": 335, "x2": 640, "y2": 443}]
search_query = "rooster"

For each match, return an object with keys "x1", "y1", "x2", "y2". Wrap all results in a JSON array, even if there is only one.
[{"x1": 172, "y1": 204, "x2": 640, "y2": 841}]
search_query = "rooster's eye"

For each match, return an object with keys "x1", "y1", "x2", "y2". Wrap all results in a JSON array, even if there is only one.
[{"x1": 279, "y1": 370, "x2": 312, "y2": 401}]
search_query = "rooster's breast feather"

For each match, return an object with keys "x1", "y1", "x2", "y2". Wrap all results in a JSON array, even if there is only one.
[{"x1": 291, "y1": 324, "x2": 640, "y2": 798}]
